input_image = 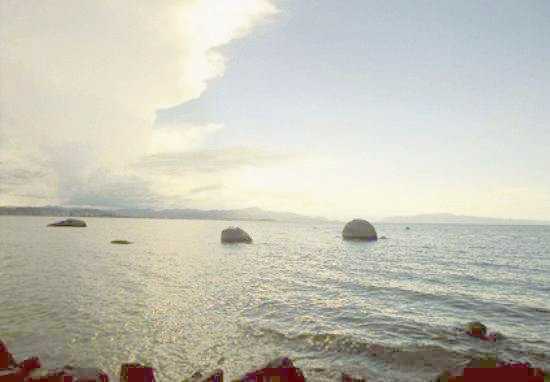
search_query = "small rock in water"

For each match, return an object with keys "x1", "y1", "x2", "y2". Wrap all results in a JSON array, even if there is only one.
[
  {"x1": 111, "y1": 240, "x2": 132, "y2": 244},
  {"x1": 48, "y1": 218, "x2": 87, "y2": 227},
  {"x1": 64, "y1": 366, "x2": 110, "y2": 382},
  {"x1": 464, "y1": 321, "x2": 490, "y2": 340}
]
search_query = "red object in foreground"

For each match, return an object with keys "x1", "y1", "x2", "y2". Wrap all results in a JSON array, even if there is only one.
[
  {"x1": 126, "y1": 367, "x2": 155, "y2": 382},
  {"x1": 0, "y1": 368, "x2": 25, "y2": 382},
  {"x1": 466, "y1": 331, "x2": 497, "y2": 342},
  {"x1": 463, "y1": 367, "x2": 544, "y2": 381},
  {"x1": 25, "y1": 374, "x2": 75, "y2": 382},
  {"x1": 120, "y1": 364, "x2": 156, "y2": 382},
  {"x1": 441, "y1": 362, "x2": 546, "y2": 382},
  {"x1": 18, "y1": 358, "x2": 41, "y2": 374},
  {"x1": 0, "y1": 342, "x2": 17, "y2": 369},
  {"x1": 238, "y1": 357, "x2": 306, "y2": 382}
]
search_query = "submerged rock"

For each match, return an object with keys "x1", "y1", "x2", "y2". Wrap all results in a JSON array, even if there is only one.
[
  {"x1": 341, "y1": 372, "x2": 367, "y2": 382},
  {"x1": 59, "y1": 366, "x2": 110, "y2": 382},
  {"x1": 26, "y1": 367, "x2": 109, "y2": 381},
  {"x1": 48, "y1": 218, "x2": 87, "y2": 227},
  {"x1": 111, "y1": 240, "x2": 132, "y2": 245},
  {"x1": 342, "y1": 219, "x2": 377, "y2": 241},
  {"x1": 221, "y1": 227, "x2": 252, "y2": 243},
  {"x1": 182, "y1": 369, "x2": 223, "y2": 382}
]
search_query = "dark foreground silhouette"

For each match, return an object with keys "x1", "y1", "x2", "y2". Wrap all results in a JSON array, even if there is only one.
[{"x1": 1, "y1": 339, "x2": 548, "y2": 382}]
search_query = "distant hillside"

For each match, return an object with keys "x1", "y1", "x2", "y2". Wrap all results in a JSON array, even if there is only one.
[
  {"x1": 0, "y1": 205, "x2": 331, "y2": 224},
  {"x1": 380, "y1": 213, "x2": 550, "y2": 225}
]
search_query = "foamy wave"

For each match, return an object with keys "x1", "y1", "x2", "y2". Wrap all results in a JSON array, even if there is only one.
[{"x1": 250, "y1": 326, "x2": 467, "y2": 368}]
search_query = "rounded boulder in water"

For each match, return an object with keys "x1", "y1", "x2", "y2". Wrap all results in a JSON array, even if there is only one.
[
  {"x1": 221, "y1": 227, "x2": 252, "y2": 243},
  {"x1": 342, "y1": 219, "x2": 377, "y2": 241}
]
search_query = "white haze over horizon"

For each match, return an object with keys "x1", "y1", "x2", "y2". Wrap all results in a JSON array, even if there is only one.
[{"x1": 1, "y1": 1, "x2": 549, "y2": 221}]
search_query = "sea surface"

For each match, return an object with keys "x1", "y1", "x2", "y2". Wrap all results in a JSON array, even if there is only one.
[{"x1": 1, "y1": 216, "x2": 549, "y2": 381}]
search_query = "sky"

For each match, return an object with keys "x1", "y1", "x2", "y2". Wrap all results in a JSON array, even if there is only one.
[{"x1": 1, "y1": 0, "x2": 549, "y2": 221}]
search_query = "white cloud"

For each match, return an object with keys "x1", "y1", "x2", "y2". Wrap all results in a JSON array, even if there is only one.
[
  {"x1": 0, "y1": 0, "x2": 277, "y2": 207},
  {"x1": 139, "y1": 146, "x2": 291, "y2": 175},
  {"x1": 149, "y1": 123, "x2": 223, "y2": 155}
]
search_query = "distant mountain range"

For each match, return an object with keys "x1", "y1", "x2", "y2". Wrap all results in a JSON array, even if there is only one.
[
  {"x1": 0, "y1": 205, "x2": 332, "y2": 224},
  {"x1": 2, "y1": 207, "x2": 548, "y2": 226},
  {"x1": 380, "y1": 213, "x2": 550, "y2": 225}
]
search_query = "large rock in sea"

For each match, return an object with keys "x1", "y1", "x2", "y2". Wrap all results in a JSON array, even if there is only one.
[
  {"x1": 342, "y1": 219, "x2": 377, "y2": 241},
  {"x1": 47, "y1": 218, "x2": 87, "y2": 227},
  {"x1": 221, "y1": 227, "x2": 252, "y2": 243}
]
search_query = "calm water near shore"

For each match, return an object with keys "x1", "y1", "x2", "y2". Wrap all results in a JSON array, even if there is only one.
[{"x1": 1, "y1": 216, "x2": 549, "y2": 381}]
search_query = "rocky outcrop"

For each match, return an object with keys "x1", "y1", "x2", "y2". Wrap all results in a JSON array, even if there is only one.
[
  {"x1": 235, "y1": 357, "x2": 305, "y2": 382},
  {"x1": 434, "y1": 358, "x2": 547, "y2": 382},
  {"x1": 0, "y1": 340, "x2": 17, "y2": 369},
  {"x1": 342, "y1": 219, "x2": 377, "y2": 241},
  {"x1": 2, "y1": 339, "x2": 548, "y2": 382},
  {"x1": 220, "y1": 227, "x2": 252, "y2": 243},
  {"x1": 120, "y1": 363, "x2": 155, "y2": 382},
  {"x1": 47, "y1": 218, "x2": 87, "y2": 227}
]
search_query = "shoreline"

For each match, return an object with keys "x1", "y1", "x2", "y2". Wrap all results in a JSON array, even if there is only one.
[{"x1": 2, "y1": 339, "x2": 548, "y2": 382}]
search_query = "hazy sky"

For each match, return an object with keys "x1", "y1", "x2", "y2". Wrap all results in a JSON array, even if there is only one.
[{"x1": 1, "y1": 1, "x2": 549, "y2": 221}]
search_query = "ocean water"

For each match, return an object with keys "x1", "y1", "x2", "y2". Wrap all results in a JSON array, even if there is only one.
[{"x1": 1, "y1": 216, "x2": 549, "y2": 381}]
